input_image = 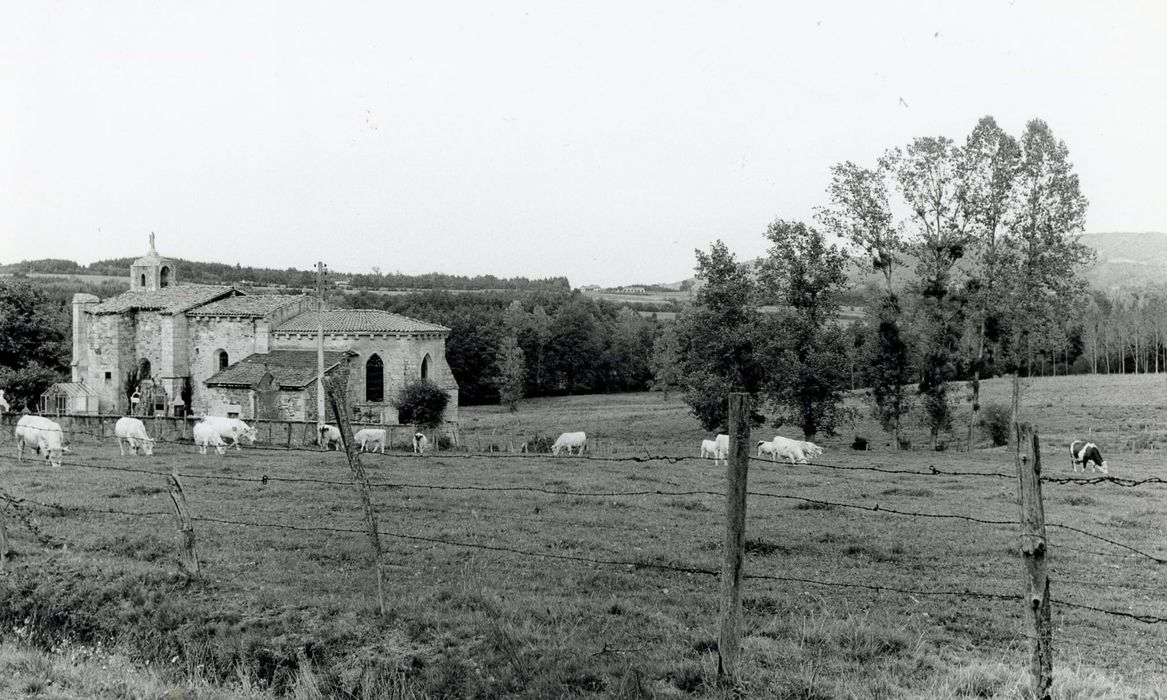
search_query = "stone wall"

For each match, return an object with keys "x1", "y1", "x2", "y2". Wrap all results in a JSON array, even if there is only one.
[{"x1": 188, "y1": 316, "x2": 274, "y2": 414}]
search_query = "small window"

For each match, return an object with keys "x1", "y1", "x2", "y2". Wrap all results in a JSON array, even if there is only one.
[
  {"x1": 160, "y1": 266, "x2": 170, "y2": 288},
  {"x1": 104, "y1": 371, "x2": 112, "y2": 381},
  {"x1": 420, "y1": 354, "x2": 431, "y2": 380},
  {"x1": 217, "y1": 350, "x2": 229, "y2": 371},
  {"x1": 140, "y1": 273, "x2": 146, "y2": 287}
]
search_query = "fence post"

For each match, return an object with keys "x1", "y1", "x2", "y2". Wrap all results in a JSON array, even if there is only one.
[
  {"x1": 1015, "y1": 422, "x2": 1052, "y2": 699},
  {"x1": 324, "y1": 373, "x2": 387, "y2": 616},
  {"x1": 167, "y1": 464, "x2": 200, "y2": 577},
  {"x1": 0, "y1": 505, "x2": 8, "y2": 572},
  {"x1": 718, "y1": 392, "x2": 750, "y2": 682}
]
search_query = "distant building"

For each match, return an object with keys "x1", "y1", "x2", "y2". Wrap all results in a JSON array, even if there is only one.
[
  {"x1": 580, "y1": 284, "x2": 602, "y2": 293},
  {"x1": 70, "y1": 236, "x2": 458, "y2": 423}
]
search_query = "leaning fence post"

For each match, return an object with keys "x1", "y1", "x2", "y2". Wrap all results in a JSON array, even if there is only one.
[
  {"x1": 167, "y1": 464, "x2": 200, "y2": 577},
  {"x1": 325, "y1": 372, "x2": 387, "y2": 616},
  {"x1": 1016, "y1": 422, "x2": 1052, "y2": 699},
  {"x1": 718, "y1": 392, "x2": 751, "y2": 682}
]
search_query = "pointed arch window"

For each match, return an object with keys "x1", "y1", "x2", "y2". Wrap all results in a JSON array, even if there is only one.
[
  {"x1": 366, "y1": 354, "x2": 384, "y2": 402},
  {"x1": 420, "y1": 353, "x2": 431, "y2": 380}
]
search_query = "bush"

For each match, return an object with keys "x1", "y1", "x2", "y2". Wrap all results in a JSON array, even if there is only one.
[
  {"x1": 979, "y1": 403, "x2": 1011, "y2": 447},
  {"x1": 391, "y1": 379, "x2": 450, "y2": 430}
]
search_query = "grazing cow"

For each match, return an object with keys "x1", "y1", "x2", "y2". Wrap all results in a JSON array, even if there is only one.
[
  {"x1": 713, "y1": 434, "x2": 730, "y2": 465},
  {"x1": 355, "y1": 428, "x2": 386, "y2": 453},
  {"x1": 0, "y1": 389, "x2": 9, "y2": 414},
  {"x1": 769, "y1": 435, "x2": 808, "y2": 464},
  {"x1": 193, "y1": 422, "x2": 227, "y2": 455},
  {"x1": 756, "y1": 440, "x2": 781, "y2": 461},
  {"x1": 115, "y1": 417, "x2": 155, "y2": 456},
  {"x1": 198, "y1": 416, "x2": 257, "y2": 451},
  {"x1": 700, "y1": 439, "x2": 719, "y2": 459},
  {"x1": 319, "y1": 424, "x2": 342, "y2": 450},
  {"x1": 552, "y1": 431, "x2": 587, "y2": 456},
  {"x1": 1070, "y1": 440, "x2": 1109, "y2": 474},
  {"x1": 15, "y1": 415, "x2": 68, "y2": 467},
  {"x1": 799, "y1": 441, "x2": 823, "y2": 460},
  {"x1": 413, "y1": 432, "x2": 430, "y2": 455}
]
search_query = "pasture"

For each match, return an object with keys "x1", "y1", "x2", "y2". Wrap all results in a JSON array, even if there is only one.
[{"x1": 0, "y1": 374, "x2": 1164, "y2": 698}]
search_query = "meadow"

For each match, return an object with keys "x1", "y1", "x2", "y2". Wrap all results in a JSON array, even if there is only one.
[{"x1": 0, "y1": 374, "x2": 1164, "y2": 698}]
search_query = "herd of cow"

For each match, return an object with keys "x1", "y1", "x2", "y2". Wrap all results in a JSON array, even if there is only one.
[
  {"x1": 9, "y1": 414, "x2": 433, "y2": 466},
  {"x1": 6, "y1": 405, "x2": 1112, "y2": 474}
]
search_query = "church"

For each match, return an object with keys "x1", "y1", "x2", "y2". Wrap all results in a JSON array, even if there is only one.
[{"x1": 63, "y1": 236, "x2": 458, "y2": 424}]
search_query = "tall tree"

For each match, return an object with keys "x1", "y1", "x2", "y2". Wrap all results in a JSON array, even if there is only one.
[
  {"x1": 758, "y1": 220, "x2": 850, "y2": 440},
  {"x1": 649, "y1": 323, "x2": 685, "y2": 400},
  {"x1": 493, "y1": 334, "x2": 526, "y2": 412},
  {"x1": 958, "y1": 116, "x2": 1020, "y2": 447},
  {"x1": 676, "y1": 241, "x2": 766, "y2": 432}
]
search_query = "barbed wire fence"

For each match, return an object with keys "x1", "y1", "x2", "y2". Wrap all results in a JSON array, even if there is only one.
[{"x1": 1, "y1": 407, "x2": 1165, "y2": 694}]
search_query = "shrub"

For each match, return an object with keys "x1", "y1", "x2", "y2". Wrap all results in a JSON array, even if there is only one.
[
  {"x1": 392, "y1": 379, "x2": 449, "y2": 431},
  {"x1": 979, "y1": 403, "x2": 1011, "y2": 446}
]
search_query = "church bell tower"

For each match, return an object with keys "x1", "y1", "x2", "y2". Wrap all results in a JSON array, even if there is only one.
[{"x1": 129, "y1": 233, "x2": 176, "y2": 291}]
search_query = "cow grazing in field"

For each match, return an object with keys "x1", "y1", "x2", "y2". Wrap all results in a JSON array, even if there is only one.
[
  {"x1": 700, "y1": 439, "x2": 719, "y2": 459},
  {"x1": 193, "y1": 421, "x2": 227, "y2": 455},
  {"x1": 319, "y1": 425, "x2": 342, "y2": 450},
  {"x1": 799, "y1": 441, "x2": 823, "y2": 460},
  {"x1": 769, "y1": 435, "x2": 808, "y2": 464},
  {"x1": 552, "y1": 431, "x2": 587, "y2": 456},
  {"x1": 115, "y1": 417, "x2": 155, "y2": 456},
  {"x1": 198, "y1": 416, "x2": 257, "y2": 451},
  {"x1": 756, "y1": 440, "x2": 781, "y2": 461},
  {"x1": 713, "y1": 434, "x2": 730, "y2": 464},
  {"x1": 15, "y1": 415, "x2": 68, "y2": 467},
  {"x1": 355, "y1": 428, "x2": 386, "y2": 453},
  {"x1": 413, "y1": 432, "x2": 430, "y2": 455},
  {"x1": 1070, "y1": 440, "x2": 1109, "y2": 474},
  {"x1": 0, "y1": 389, "x2": 9, "y2": 414}
]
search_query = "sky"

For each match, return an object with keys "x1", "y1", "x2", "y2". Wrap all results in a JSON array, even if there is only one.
[{"x1": 2, "y1": 2, "x2": 1165, "y2": 287}]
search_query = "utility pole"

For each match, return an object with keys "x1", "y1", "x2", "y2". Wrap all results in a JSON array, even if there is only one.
[{"x1": 316, "y1": 261, "x2": 326, "y2": 431}]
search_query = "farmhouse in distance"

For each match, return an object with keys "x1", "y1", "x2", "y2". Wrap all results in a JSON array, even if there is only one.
[{"x1": 62, "y1": 235, "x2": 458, "y2": 423}]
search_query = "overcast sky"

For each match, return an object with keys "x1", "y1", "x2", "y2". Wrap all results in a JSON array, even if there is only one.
[{"x1": 3, "y1": 2, "x2": 1165, "y2": 287}]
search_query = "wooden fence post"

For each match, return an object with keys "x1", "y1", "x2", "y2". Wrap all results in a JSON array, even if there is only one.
[
  {"x1": 718, "y1": 392, "x2": 751, "y2": 682},
  {"x1": 0, "y1": 505, "x2": 9, "y2": 573},
  {"x1": 167, "y1": 464, "x2": 200, "y2": 577},
  {"x1": 1016, "y1": 422, "x2": 1052, "y2": 699},
  {"x1": 324, "y1": 373, "x2": 387, "y2": 616}
]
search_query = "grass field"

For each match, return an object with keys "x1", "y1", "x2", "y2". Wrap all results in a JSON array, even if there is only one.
[{"x1": 1, "y1": 374, "x2": 1165, "y2": 698}]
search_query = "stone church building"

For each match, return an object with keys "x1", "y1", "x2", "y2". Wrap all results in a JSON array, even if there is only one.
[{"x1": 68, "y1": 237, "x2": 458, "y2": 423}]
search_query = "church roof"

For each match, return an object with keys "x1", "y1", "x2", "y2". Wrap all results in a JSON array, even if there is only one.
[
  {"x1": 87, "y1": 285, "x2": 236, "y2": 315},
  {"x1": 274, "y1": 309, "x2": 449, "y2": 334},
  {"x1": 204, "y1": 350, "x2": 353, "y2": 389},
  {"x1": 187, "y1": 294, "x2": 308, "y2": 317}
]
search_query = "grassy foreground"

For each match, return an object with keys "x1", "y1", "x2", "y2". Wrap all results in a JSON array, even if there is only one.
[{"x1": 0, "y1": 375, "x2": 1164, "y2": 698}]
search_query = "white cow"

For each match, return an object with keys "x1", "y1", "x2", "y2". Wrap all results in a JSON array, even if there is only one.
[
  {"x1": 1070, "y1": 440, "x2": 1109, "y2": 474},
  {"x1": 714, "y1": 434, "x2": 729, "y2": 465},
  {"x1": 756, "y1": 440, "x2": 781, "y2": 461},
  {"x1": 193, "y1": 421, "x2": 227, "y2": 456},
  {"x1": 799, "y1": 440, "x2": 823, "y2": 460},
  {"x1": 115, "y1": 417, "x2": 155, "y2": 456},
  {"x1": 355, "y1": 428, "x2": 386, "y2": 453},
  {"x1": 319, "y1": 424, "x2": 342, "y2": 450},
  {"x1": 552, "y1": 431, "x2": 587, "y2": 456},
  {"x1": 700, "y1": 439, "x2": 719, "y2": 459},
  {"x1": 769, "y1": 435, "x2": 808, "y2": 464},
  {"x1": 0, "y1": 389, "x2": 9, "y2": 414},
  {"x1": 197, "y1": 416, "x2": 257, "y2": 451},
  {"x1": 413, "y1": 432, "x2": 430, "y2": 455},
  {"x1": 15, "y1": 415, "x2": 68, "y2": 467}
]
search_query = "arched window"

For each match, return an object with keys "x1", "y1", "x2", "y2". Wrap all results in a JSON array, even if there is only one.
[
  {"x1": 138, "y1": 358, "x2": 152, "y2": 380},
  {"x1": 366, "y1": 354, "x2": 384, "y2": 402},
  {"x1": 216, "y1": 350, "x2": 229, "y2": 371},
  {"x1": 159, "y1": 266, "x2": 170, "y2": 288},
  {"x1": 140, "y1": 273, "x2": 146, "y2": 288},
  {"x1": 420, "y1": 353, "x2": 431, "y2": 380}
]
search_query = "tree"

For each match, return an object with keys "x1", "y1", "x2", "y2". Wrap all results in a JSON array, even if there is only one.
[
  {"x1": 677, "y1": 241, "x2": 766, "y2": 432},
  {"x1": 493, "y1": 334, "x2": 526, "y2": 412},
  {"x1": 818, "y1": 160, "x2": 911, "y2": 444},
  {"x1": 392, "y1": 378, "x2": 450, "y2": 431},
  {"x1": 0, "y1": 362, "x2": 61, "y2": 413},
  {"x1": 649, "y1": 323, "x2": 685, "y2": 400},
  {"x1": 0, "y1": 280, "x2": 69, "y2": 373},
  {"x1": 885, "y1": 136, "x2": 970, "y2": 449},
  {"x1": 758, "y1": 220, "x2": 850, "y2": 440}
]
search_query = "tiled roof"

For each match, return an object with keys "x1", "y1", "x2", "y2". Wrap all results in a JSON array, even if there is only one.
[
  {"x1": 88, "y1": 285, "x2": 235, "y2": 315},
  {"x1": 204, "y1": 350, "x2": 351, "y2": 388},
  {"x1": 274, "y1": 309, "x2": 448, "y2": 334},
  {"x1": 187, "y1": 294, "x2": 308, "y2": 317}
]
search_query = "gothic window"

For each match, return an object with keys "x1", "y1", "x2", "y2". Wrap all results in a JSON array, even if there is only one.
[
  {"x1": 366, "y1": 354, "x2": 384, "y2": 402},
  {"x1": 421, "y1": 353, "x2": 431, "y2": 380},
  {"x1": 216, "y1": 350, "x2": 229, "y2": 371}
]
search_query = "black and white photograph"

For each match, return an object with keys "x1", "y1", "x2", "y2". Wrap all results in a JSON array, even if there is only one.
[{"x1": 1, "y1": 2, "x2": 1165, "y2": 698}]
